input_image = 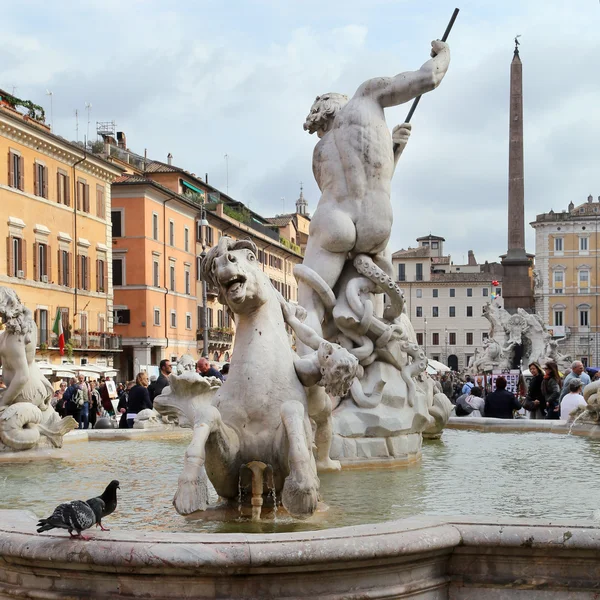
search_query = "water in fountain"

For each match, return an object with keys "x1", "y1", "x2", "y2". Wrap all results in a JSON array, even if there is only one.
[
  {"x1": 4, "y1": 430, "x2": 600, "y2": 534},
  {"x1": 270, "y1": 487, "x2": 278, "y2": 520}
]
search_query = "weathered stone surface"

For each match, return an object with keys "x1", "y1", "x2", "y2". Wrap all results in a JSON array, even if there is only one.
[
  {"x1": 355, "y1": 437, "x2": 389, "y2": 459},
  {"x1": 446, "y1": 416, "x2": 600, "y2": 438},
  {"x1": 472, "y1": 301, "x2": 570, "y2": 373},
  {"x1": 333, "y1": 403, "x2": 413, "y2": 438},
  {"x1": 0, "y1": 287, "x2": 77, "y2": 452},
  {"x1": 4, "y1": 510, "x2": 600, "y2": 598}
]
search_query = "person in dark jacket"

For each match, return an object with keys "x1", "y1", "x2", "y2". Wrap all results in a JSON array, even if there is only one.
[
  {"x1": 62, "y1": 377, "x2": 82, "y2": 424},
  {"x1": 522, "y1": 362, "x2": 545, "y2": 419},
  {"x1": 126, "y1": 372, "x2": 153, "y2": 428},
  {"x1": 484, "y1": 376, "x2": 522, "y2": 419},
  {"x1": 89, "y1": 381, "x2": 101, "y2": 428},
  {"x1": 117, "y1": 381, "x2": 134, "y2": 428},
  {"x1": 542, "y1": 360, "x2": 562, "y2": 420},
  {"x1": 148, "y1": 359, "x2": 172, "y2": 401}
]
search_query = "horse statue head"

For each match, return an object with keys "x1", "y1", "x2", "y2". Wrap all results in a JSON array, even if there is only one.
[{"x1": 202, "y1": 237, "x2": 272, "y2": 315}]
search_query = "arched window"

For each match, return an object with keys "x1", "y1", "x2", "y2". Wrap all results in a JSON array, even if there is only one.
[
  {"x1": 224, "y1": 352, "x2": 230, "y2": 362},
  {"x1": 213, "y1": 351, "x2": 220, "y2": 362}
]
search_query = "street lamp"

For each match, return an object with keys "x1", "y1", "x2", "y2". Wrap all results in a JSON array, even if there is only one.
[
  {"x1": 199, "y1": 207, "x2": 210, "y2": 358},
  {"x1": 424, "y1": 317, "x2": 428, "y2": 357}
]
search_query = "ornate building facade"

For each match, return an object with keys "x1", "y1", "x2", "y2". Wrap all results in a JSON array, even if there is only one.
[
  {"x1": 531, "y1": 195, "x2": 600, "y2": 367},
  {"x1": 0, "y1": 90, "x2": 122, "y2": 376}
]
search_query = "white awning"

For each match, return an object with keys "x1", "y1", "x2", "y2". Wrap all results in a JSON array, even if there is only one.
[
  {"x1": 428, "y1": 359, "x2": 451, "y2": 373},
  {"x1": 55, "y1": 370, "x2": 76, "y2": 378}
]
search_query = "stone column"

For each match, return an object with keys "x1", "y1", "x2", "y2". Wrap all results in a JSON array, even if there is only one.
[
  {"x1": 501, "y1": 43, "x2": 533, "y2": 313},
  {"x1": 507, "y1": 48, "x2": 525, "y2": 257}
]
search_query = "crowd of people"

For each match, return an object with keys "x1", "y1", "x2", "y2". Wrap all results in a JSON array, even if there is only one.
[
  {"x1": 444, "y1": 360, "x2": 596, "y2": 421},
  {"x1": 51, "y1": 358, "x2": 229, "y2": 429}
]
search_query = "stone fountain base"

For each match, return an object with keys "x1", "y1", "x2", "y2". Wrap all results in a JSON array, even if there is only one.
[
  {"x1": 331, "y1": 432, "x2": 422, "y2": 467},
  {"x1": 1, "y1": 511, "x2": 600, "y2": 599}
]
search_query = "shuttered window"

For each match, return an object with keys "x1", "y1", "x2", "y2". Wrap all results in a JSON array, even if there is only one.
[
  {"x1": 77, "y1": 255, "x2": 90, "y2": 290},
  {"x1": 58, "y1": 250, "x2": 71, "y2": 287},
  {"x1": 33, "y1": 242, "x2": 50, "y2": 281},
  {"x1": 96, "y1": 259, "x2": 107, "y2": 293},
  {"x1": 57, "y1": 171, "x2": 70, "y2": 205},
  {"x1": 77, "y1": 179, "x2": 90, "y2": 212},
  {"x1": 6, "y1": 236, "x2": 25, "y2": 277},
  {"x1": 96, "y1": 185, "x2": 105, "y2": 218},
  {"x1": 34, "y1": 162, "x2": 48, "y2": 198},
  {"x1": 8, "y1": 152, "x2": 24, "y2": 190}
]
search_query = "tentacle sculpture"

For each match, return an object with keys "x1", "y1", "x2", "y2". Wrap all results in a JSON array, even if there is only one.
[
  {"x1": 353, "y1": 255, "x2": 404, "y2": 319},
  {"x1": 0, "y1": 403, "x2": 42, "y2": 451}
]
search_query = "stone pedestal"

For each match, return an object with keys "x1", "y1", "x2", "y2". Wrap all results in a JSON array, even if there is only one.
[{"x1": 500, "y1": 255, "x2": 533, "y2": 313}]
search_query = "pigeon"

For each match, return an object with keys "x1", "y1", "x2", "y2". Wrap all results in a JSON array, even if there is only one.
[
  {"x1": 37, "y1": 498, "x2": 105, "y2": 540},
  {"x1": 86, "y1": 480, "x2": 119, "y2": 531}
]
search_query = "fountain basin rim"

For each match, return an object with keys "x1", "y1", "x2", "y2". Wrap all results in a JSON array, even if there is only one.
[
  {"x1": 1, "y1": 510, "x2": 461, "y2": 571},
  {"x1": 2, "y1": 511, "x2": 600, "y2": 572},
  {"x1": 447, "y1": 416, "x2": 600, "y2": 436}
]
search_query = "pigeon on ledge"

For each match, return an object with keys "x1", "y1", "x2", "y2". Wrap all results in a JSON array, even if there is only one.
[
  {"x1": 86, "y1": 480, "x2": 119, "y2": 531},
  {"x1": 36, "y1": 498, "x2": 105, "y2": 540}
]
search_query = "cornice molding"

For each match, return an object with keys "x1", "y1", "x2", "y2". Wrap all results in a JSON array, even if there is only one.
[{"x1": 0, "y1": 117, "x2": 121, "y2": 182}]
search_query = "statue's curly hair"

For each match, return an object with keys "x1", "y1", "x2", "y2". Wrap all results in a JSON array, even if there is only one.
[
  {"x1": 304, "y1": 93, "x2": 349, "y2": 133},
  {"x1": 0, "y1": 286, "x2": 34, "y2": 342},
  {"x1": 317, "y1": 341, "x2": 358, "y2": 398}
]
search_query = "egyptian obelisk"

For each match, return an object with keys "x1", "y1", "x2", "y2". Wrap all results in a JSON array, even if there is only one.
[{"x1": 501, "y1": 38, "x2": 533, "y2": 313}]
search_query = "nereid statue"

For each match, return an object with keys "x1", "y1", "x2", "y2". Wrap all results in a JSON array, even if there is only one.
[
  {"x1": 0, "y1": 287, "x2": 77, "y2": 451},
  {"x1": 472, "y1": 300, "x2": 571, "y2": 373}
]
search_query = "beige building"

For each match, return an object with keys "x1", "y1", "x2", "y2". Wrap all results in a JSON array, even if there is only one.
[
  {"x1": 531, "y1": 195, "x2": 600, "y2": 367},
  {"x1": 392, "y1": 235, "x2": 503, "y2": 371}
]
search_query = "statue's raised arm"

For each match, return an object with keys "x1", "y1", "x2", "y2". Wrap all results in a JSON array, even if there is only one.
[{"x1": 355, "y1": 40, "x2": 450, "y2": 108}]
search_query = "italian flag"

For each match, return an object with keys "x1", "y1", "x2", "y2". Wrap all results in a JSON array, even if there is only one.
[{"x1": 52, "y1": 309, "x2": 65, "y2": 355}]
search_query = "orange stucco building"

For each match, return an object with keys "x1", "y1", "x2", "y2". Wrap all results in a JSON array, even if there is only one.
[
  {"x1": 110, "y1": 176, "x2": 200, "y2": 377},
  {"x1": 0, "y1": 91, "x2": 123, "y2": 374},
  {"x1": 100, "y1": 139, "x2": 307, "y2": 376}
]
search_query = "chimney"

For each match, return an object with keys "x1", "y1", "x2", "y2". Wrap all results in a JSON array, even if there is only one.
[
  {"x1": 167, "y1": 153, "x2": 173, "y2": 166},
  {"x1": 205, "y1": 172, "x2": 209, "y2": 184},
  {"x1": 588, "y1": 194, "x2": 593, "y2": 204},
  {"x1": 468, "y1": 250, "x2": 477, "y2": 266},
  {"x1": 116, "y1": 131, "x2": 127, "y2": 150}
]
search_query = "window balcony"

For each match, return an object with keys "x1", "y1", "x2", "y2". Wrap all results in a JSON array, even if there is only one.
[
  {"x1": 196, "y1": 329, "x2": 233, "y2": 345},
  {"x1": 44, "y1": 333, "x2": 122, "y2": 352}
]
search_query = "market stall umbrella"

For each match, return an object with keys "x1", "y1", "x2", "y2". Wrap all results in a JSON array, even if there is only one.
[{"x1": 428, "y1": 359, "x2": 451, "y2": 373}]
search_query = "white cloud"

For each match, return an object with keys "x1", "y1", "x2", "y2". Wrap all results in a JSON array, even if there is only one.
[{"x1": 3, "y1": 0, "x2": 600, "y2": 266}]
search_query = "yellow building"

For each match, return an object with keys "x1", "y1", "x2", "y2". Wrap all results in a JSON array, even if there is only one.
[
  {"x1": 531, "y1": 195, "x2": 600, "y2": 366},
  {"x1": 0, "y1": 91, "x2": 123, "y2": 373}
]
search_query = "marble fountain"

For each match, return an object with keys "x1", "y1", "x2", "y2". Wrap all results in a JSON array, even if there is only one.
[{"x1": 2, "y1": 38, "x2": 600, "y2": 599}]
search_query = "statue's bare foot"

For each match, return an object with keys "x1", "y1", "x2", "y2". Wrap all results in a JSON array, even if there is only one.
[{"x1": 316, "y1": 457, "x2": 341, "y2": 472}]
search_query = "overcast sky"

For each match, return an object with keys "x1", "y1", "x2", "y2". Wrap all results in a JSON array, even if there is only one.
[{"x1": 3, "y1": 0, "x2": 600, "y2": 263}]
